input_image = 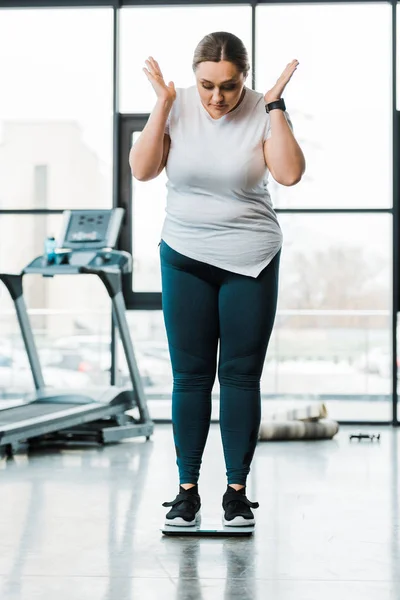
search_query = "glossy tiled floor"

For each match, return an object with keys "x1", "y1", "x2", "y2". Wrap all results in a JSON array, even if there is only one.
[{"x1": 0, "y1": 423, "x2": 399, "y2": 599}]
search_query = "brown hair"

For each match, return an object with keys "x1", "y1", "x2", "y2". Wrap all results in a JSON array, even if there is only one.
[{"x1": 192, "y1": 31, "x2": 250, "y2": 77}]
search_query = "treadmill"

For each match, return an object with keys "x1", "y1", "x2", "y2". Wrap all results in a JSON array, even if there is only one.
[{"x1": 0, "y1": 208, "x2": 154, "y2": 456}]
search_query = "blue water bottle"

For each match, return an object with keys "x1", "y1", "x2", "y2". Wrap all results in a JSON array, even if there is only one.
[{"x1": 44, "y1": 236, "x2": 57, "y2": 265}]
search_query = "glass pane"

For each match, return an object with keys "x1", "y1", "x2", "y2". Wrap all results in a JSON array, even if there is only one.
[
  {"x1": 120, "y1": 6, "x2": 252, "y2": 113},
  {"x1": 0, "y1": 8, "x2": 113, "y2": 209},
  {"x1": 0, "y1": 215, "x2": 113, "y2": 399},
  {"x1": 256, "y1": 4, "x2": 392, "y2": 209},
  {"x1": 131, "y1": 131, "x2": 165, "y2": 292},
  {"x1": 0, "y1": 309, "x2": 112, "y2": 399},
  {"x1": 272, "y1": 212, "x2": 392, "y2": 421}
]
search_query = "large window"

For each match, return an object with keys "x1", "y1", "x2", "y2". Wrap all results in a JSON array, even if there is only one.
[
  {"x1": 0, "y1": 2, "x2": 397, "y2": 424},
  {"x1": 0, "y1": 8, "x2": 114, "y2": 209},
  {"x1": 275, "y1": 213, "x2": 392, "y2": 421},
  {"x1": 256, "y1": 3, "x2": 392, "y2": 209}
]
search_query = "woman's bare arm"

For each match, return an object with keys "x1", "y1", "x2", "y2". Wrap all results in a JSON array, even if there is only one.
[{"x1": 129, "y1": 98, "x2": 173, "y2": 181}]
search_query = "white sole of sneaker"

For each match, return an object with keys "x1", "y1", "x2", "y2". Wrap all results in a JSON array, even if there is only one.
[
  {"x1": 165, "y1": 511, "x2": 201, "y2": 527},
  {"x1": 223, "y1": 516, "x2": 255, "y2": 527}
]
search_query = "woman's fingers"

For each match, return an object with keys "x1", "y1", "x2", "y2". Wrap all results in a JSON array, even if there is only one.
[
  {"x1": 283, "y1": 60, "x2": 298, "y2": 74},
  {"x1": 143, "y1": 65, "x2": 156, "y2": 78},
  {"x1": 146, "y1": 56, "x2": 162, "y2": 78},
  {"x1": 279, "y1": 60, "x2": 298, "y2": 83},
  {"x1": 151, "y1": 57, "x2": 163, "y2": 74},
  {"x1": 144, "y1": 59, "x2": 155, "y2": 74}
]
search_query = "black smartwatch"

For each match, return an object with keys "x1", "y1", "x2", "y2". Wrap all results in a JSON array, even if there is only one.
[{"x1": 265, "y1": 98, "x2": 286, "y2": 113}]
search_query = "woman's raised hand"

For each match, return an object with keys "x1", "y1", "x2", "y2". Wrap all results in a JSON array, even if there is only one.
[
  {"x1": 264, "y1": 59, "x2": 299, "y2": 104},
  {"x1": 143, "y1": 56, "x2": 176, "y2": 104}
]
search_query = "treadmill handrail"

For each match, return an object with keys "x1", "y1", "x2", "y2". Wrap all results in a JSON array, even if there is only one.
[
  {"x1": 79, "y1": 266, "x2": 122, "y2": 298},
  {"x1": 0, "y1": 273, "x2": 45, "y2": 390},
  {"x1": 0, "y1": 273, "x2": 23, "y2": 300}
]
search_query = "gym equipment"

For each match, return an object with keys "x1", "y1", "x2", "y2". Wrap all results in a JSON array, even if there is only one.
[
  {"x1": 258, "y1": 402, "x2": 339, "y2": 441},
  {"x1": 349, "y1": 433, "x2": 381, "y2": 442},
  {"x1": 258, "y1": 418, "x2": 339, "y2": 441},
  {"x1": 0, "y1": 209, "x2": 154, "y2": 456},
  {"x1": 161, "y1": 501, "x2": 256, "y2": 537},
  {"x1": 161, "y1": 521, "x2": 254, "y2": 536}
]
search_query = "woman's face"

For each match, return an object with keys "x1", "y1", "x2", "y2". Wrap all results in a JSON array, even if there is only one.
[{"x1": 195, "y1": 60, "x2": 247, "y2": 119}]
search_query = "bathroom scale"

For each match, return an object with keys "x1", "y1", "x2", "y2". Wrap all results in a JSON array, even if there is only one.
[{"x1": 161, "y1": 520, "x2": 255, "y2": 536}]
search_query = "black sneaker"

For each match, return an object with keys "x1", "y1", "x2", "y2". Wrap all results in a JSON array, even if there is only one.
[
  {"x1": 162, "y1": 485, "x2": 201, "y2": 527},
  {"x1": 222, "y1": 486, "x2": 259, "y2": 527}
]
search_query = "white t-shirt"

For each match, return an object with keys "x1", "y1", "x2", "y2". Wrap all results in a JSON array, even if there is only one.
[{"x1": 161, "y1": 85, "x2": 292, "y2": 278}]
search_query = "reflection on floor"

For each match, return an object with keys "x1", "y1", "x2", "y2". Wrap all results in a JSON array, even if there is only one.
[{"x1": 0, "y1": 423, "x2": 398, "y2": 600}]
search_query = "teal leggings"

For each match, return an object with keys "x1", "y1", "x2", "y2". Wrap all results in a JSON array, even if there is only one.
[{"x1": 159, "y1": 240, "x2": 280, "y2": 486}]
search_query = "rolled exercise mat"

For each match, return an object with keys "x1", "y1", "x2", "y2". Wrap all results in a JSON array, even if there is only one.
[
  {"x1": 268, "y1": 402, "x2": 328, "y2": 422},
  {"x1": 258, "y1": 418, "x2": 339, "y2": 441}
]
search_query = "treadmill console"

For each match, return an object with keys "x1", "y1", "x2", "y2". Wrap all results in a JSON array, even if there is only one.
[
  {"x1": 23, "y1": 209, "x2": 132, "y2": 276},
  {"x1": 58, "y1": 209, "x2": 124, "y2": 251}
]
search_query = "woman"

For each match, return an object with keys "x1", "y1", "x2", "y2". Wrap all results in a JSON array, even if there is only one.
[{"x1": 129, "y1": 31, "x2": 305, "y2": 528}]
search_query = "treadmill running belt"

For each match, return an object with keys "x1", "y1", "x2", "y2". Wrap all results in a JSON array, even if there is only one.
[{"x1": 0, "y1": 402, "x2": 79, "y2": 424}]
